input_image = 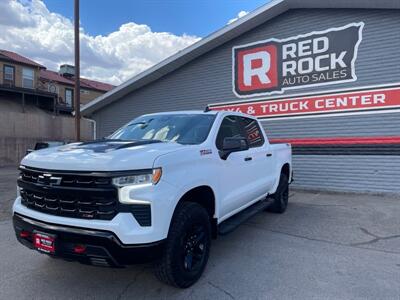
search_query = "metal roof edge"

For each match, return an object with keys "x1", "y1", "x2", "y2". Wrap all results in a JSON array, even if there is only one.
[{"x1": 81, "y1": 0, "x2": 400, "y2": 116}]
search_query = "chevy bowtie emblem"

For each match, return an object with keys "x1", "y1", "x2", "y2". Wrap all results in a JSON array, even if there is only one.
[{"x1": 38, "y1": 173, "x2": 62, "y2": 186}]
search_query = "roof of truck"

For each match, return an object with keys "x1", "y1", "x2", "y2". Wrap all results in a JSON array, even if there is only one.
[{"x1": 139, "y1": 110, "x2": 260, "y2": 120}]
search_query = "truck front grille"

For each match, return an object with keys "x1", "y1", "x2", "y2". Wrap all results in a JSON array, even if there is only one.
[
  {"x1": 18, "y1": 166, "x2": 152, "y2": 226},
  {"x1": 20, "y1": 168, "x2": 111, "y2": 188},
  {"x1": 18, "y1": 167, "x2": 118, "y2": 221}
]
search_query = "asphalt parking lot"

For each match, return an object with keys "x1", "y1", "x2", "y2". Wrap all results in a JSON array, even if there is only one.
[{"x1": 0, "y1": 167, "x2": 399, "y2": 299}]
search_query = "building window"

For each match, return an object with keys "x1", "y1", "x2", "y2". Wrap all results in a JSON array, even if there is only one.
[
  {"x1": 3, "y1": 65, "x2": 15, "y2": 86},
  {"x1": 80, "y1": 89, "x2": 90, "y2": 95},
  {"x1": 65, "y1": 88, "x2": 74, "y2": 107},
  {"x1": 22, "y1": 67, "x2": 34, "y2": 89}
]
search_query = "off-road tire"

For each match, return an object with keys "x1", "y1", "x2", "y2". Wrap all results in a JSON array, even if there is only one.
[
  {"x1": 267, "y1": 173, "x2": 289, "y2": 214},
  {"x1": 155, "y1": 202, "x2": 211, "y2": 288}
]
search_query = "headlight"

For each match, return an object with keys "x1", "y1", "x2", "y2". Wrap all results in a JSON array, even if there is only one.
[{"x1": 112, "y1": 168, "x2": 162, "y2": 187}]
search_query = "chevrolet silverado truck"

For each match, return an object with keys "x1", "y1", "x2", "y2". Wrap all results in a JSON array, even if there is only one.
[{"x1": 13, "y1": 110, "x2": 292, "y2": 288}]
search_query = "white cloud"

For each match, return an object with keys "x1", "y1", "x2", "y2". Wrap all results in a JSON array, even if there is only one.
[
  {"x1": 228, "y1": 10, "x2": 249, "y2": 25},
  {"x1": 0, "y1": 0, "x2": 200, "y2": 85}
]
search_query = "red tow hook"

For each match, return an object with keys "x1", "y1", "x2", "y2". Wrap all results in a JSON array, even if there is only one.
[
  {"x1": 73, "y1": 244, "x2": 86, "y2": 254},
  {"x1": 20, "y1": 230, "x2": 30, "y2": 238}
]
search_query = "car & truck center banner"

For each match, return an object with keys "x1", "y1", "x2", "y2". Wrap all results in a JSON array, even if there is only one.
[{"x1": 210, "y1": 84, "x2": 400, "y2": 119}]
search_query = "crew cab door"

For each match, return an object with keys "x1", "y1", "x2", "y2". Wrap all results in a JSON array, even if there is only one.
[
  {"x1": 216, "y1": 115, "x2": 267, "y2": 219},
  {"x1": 240, "y1": 116, "x2": 276, "y2": 195}
]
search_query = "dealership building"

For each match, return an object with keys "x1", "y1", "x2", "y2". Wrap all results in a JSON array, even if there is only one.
[{"x1": 82, "y1": 0, "x2": 400, "y2": 193}]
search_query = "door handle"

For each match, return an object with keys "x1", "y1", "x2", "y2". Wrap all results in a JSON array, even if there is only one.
[
  {"x1": 266, "y1": 153, "x2": 272, "y2": 157},
  {"x1": 244, "y1": 157, "x2": 252, "y2": 161}
]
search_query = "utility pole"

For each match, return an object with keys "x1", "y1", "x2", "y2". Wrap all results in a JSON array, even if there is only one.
[{"x1": 74, "y1": 0, "x2": 81, "y2": 141}]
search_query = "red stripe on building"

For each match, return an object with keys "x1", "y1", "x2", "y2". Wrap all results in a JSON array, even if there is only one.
[{"x1": 270, "y1": 136, "x2": 400, "y2": 145}]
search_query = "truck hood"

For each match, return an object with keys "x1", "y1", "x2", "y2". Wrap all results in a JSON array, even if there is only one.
[{"x1": 21, "y1": 140, "x2": 185, "y2": 171}]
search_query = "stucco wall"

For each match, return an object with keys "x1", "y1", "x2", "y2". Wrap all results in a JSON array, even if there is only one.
[{"x1": 0, "y1": 100, "x2": 94, "y2": 166}]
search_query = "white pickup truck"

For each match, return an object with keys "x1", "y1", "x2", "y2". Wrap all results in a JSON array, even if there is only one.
[{"x1": 13, "y1": 110, "x2": 292, "y2": 288}]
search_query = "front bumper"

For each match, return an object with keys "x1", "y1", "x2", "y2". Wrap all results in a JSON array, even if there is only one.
[{"x1": 13, "y1": 213, "x2": 165, "y2": 266}]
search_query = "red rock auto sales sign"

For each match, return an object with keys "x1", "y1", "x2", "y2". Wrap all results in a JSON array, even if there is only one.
[
  {"x1": 210, "y1": 85, "x2": 400, "y2": 119},
  {"x1": 233, "y1": 23, "x2": 364, "y2": 98}
]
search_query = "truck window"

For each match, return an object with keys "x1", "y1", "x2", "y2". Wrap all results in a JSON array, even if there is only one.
[
  {"x1": 239, "y1": 117, "x2": 265, "y2": 148},
  {"x1": 216, "y1": 116, "x2": 245, "y2": 150},
  {"x1": 109, "y1": 114, "x2": 216, "y2": 145}
]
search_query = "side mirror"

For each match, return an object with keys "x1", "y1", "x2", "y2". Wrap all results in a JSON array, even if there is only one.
[
  {"x1": 34, "y1": 142, "x2": 50, "y2": 150},
  {"x1": 219, "y1": 137, "x2": 249, "y2": 160}
]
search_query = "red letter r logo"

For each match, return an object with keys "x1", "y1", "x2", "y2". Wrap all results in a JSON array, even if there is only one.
[{"x1": 235, "y1": 44, "x2": 278, "y2": 96}]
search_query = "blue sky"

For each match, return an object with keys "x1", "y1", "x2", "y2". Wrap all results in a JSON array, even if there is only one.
[{"x1": 43, "y1": 0, "x2": 267, "y2": 37}]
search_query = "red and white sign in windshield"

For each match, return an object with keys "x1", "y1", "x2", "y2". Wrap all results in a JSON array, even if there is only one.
[{"x1": 210, "y1": 85, "x2": 400, "y2": 119}]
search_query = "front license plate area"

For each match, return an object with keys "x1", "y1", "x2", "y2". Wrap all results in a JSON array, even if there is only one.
[{"x1": 33, "y1": 232, "x2": 56, "y2": 254}]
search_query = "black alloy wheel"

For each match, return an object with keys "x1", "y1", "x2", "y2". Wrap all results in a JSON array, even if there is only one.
[
  {"x1": 155, "y1": 202, "x2": 211, "y2": 288},
  {"x1": 182, "y1": 223, "x2": 207, "y2": 272},
  {"x1": 267, "y1": 173, "x2": 289, "y2": 213}
]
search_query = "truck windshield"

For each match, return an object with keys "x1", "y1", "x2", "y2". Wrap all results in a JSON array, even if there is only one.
[{"x1": 109, "y1": 114, "x2": 216, "y2": 145}]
